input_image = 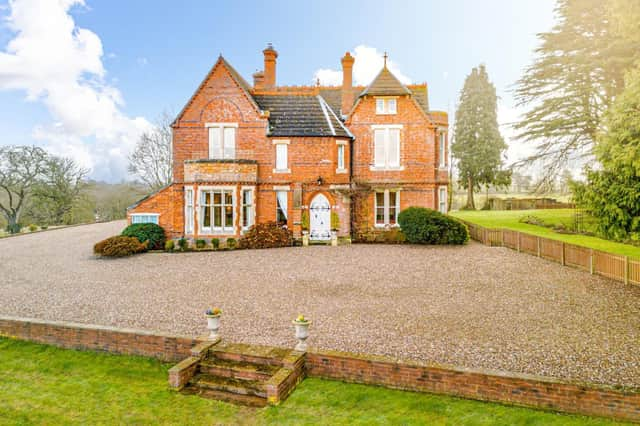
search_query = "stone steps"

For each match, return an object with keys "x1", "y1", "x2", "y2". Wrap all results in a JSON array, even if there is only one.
[
  {"x1": 189, "y1": 373, "x2": 267, "y2": 398},
  {"x1": 173, "y1": 340, "x2": 305, "y2": 407},
  {"x1": 208, "y1": 342, "x2": 291, "y2": 367},
  {"x1": 199, "y1": 357, "x2": 279, "y2": 381},
  {"x1": 181, "y1": 385, "x2": 268, "y2": 408}
]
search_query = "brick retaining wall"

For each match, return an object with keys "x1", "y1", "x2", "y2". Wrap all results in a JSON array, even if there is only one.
[
  {"x1": 306, "y1": 350, "x2": 640, "y2": 422},
  {"x1": 1, "y1": 316, "x2": 638, "y2": 421},
  {"x1": 0, "y1": 316, "x2": 201, "y2": 362}
]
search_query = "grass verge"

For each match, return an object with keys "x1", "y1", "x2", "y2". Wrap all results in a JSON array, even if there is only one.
[
  {"x1": 451, "y1": 209, "x2": 640, "y2": 258},
  {"x1": 0, "y1": 338, "x2": 628, "y2": 425}
]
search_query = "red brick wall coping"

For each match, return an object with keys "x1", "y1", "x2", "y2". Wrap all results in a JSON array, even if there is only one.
[
  {"x1": 1, "y1": 316, "x2": 638, "y2": 421},
  {"x1": 306, "y1": 350, "x2": 640, "y2": 422},
  {"x1": 0, "y1": 315, "x2": 202, "y2": 362}
]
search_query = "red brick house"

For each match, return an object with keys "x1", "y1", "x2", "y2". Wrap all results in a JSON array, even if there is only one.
[{"x1": 127, "y1": 45, "x2": 449, "y2": 241}]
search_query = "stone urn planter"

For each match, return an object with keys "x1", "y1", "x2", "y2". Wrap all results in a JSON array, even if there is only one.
[
  {"x1": 302, "y1": 231, "x2": 310, "y2": 247},
  {"x1": 292, "y1": 315, "x2": 311, "y2": 351},
  {"x1": 330, "y1": 230, "x2": 338, "y2": 247},
  {"x1": 205, "y1": 307, "x2": 222, "y2": 340}
]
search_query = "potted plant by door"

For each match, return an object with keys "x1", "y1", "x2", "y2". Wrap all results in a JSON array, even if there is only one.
[
  {"x1": 301, "y1": 210, "x2": 310, "y2": 246},
  {"x1": 292, "y1": 314, "x2": 311, "y2": 351},
  {"x1": 330, "y1": 212, "x2": 340, "y2": 246},
  {"x1": 205, "y1": 307, "x2": 222, "y2": 340}
]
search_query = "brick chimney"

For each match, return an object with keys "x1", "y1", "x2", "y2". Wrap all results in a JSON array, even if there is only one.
[
  {"x1": 253, "y1": 70, "x2": 265, "y2": 90},
  {"x1": 263, "y1": 43, "x2": 278, "y2": 89},
  {"x1": 341, "y1": 51, "x2": 355, "y2": 115}
]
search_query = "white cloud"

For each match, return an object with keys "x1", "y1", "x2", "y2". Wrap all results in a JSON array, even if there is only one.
[
  {"x1": 314, "y1": 45, "x2": 412, "y2": 87},
  {"x1": 0, "y1": 0, "x2": 150, "y2": 181}
]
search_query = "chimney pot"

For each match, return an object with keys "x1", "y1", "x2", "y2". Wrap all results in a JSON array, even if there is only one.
[
  {"x1": 263, "y1": 43, "x2": 278, "y2": 89},
  {"x1": 341, "y1": 52, "x2": 355, "y2": 116},
  {"x1": 253, "y1": 71, "x2": 265, "y2": 90}
]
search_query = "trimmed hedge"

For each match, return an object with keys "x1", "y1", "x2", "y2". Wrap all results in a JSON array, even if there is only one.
[
  {"x1": 94, "y1": 236, "x2": 148, "y2": 257},
  {"x1": 121, "y1": 223, "x2": 166, "y2": 250},
  {"x1": 238, "y1": 222, "x2": 293, "y2": 249},
  {"x1": 398, "y1": 207, "x2": 469, "y2": 245}
]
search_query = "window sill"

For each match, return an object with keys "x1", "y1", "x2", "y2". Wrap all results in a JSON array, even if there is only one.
[
  {"x1": 273, "y1": 168, "x2": 291, "y2": 174},
  {"x1": 199, "y1": 229, "x2": 236, "y2": 235},
  {"x1": 336, "y1": 168, "x2": 348, "y2": 174},
  {"x1": 438, "y1": 166, "x2": 448, "y2": 171},
  {"x1": 374, "y1": 224, "x2": 400, "y2": 228},
  {"x1": 369, "y1": 166, "x2": 404, "y2": 172}
]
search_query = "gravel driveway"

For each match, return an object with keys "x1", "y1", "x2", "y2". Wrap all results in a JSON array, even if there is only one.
[{"x1": 1, "y1": 221, "x2": 639, "y2": 387}]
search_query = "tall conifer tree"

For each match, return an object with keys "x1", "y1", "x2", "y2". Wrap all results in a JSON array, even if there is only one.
[{"x1": 452, "y1": 65, "x2": 509, "y2": 210}]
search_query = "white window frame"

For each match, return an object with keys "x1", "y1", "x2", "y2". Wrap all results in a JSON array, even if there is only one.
[
  {"x1": 240, "y1": 186, "x2": 255, "y2": 232},
  {"x1": 273, "y1": 139, "x2": 290, "y2": 173},
  {"x1": 206, "y1": 122, "x2": 238, "y2": 160},
  {"x1": 439, "y1": 131, "x2": 447, "y2": 169},
  {"x1": 439, "y1": 186, "x2": 448, "y2": 214},
  {"x1": 374, "y1": 189, "x2": 400, "y2": 227},
  {"x1": 197, "y1": 186, "x2": 236, "y2": 235},
  {"x1": 375, "y1": 97, "x2": 397, "y2": 115},
  {"x1": 275, "y1": 190, "x2": 288, "y2": 226},
  {"x1": 184, "y1": 186, "x2": 194, "y2": 234},
  {"x1": 336, "y1": 140, "x2": 347, "y2": 173},
  {"x1": 371, "y1": 125, "x2": 403, "y2": 171},
  {"x1": 130, "y1": 213, "x2": 159, "y2": 225}
]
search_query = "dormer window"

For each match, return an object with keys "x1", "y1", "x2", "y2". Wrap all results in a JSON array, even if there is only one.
[{"x1": 375, "y1": 97, "x2": 397, "y2": 115}]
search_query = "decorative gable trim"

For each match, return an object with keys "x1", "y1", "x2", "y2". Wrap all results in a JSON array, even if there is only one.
[
  {"x1": 317, "y1": 95, "x2": 336, "y2": 136},
  {"x1": 172, "y1": 56, "x2": 261, "y2": 127}
]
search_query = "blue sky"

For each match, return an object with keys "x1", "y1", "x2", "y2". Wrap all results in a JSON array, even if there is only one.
[{"x1": 0, "y1": 0, "x2": 556, "y2": 181}]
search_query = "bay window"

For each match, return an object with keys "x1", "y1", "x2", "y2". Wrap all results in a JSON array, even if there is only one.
[{"x1": 200, "y1": 188, "x2": 234, "y2": 234}]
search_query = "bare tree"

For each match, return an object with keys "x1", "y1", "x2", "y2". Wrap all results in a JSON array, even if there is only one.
[
  {"x1": 128, "y1": 111, "x2": 173, "y2": 191},
  {"x1": 31, "y1": 156, "x2": 89, "y2": 225},
  {"x1": 0, "y1": 146, "x2": 49, "y2": 232}
]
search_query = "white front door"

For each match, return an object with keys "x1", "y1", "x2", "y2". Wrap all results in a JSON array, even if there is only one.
[{"x1": 309, "y1": 194, "x2": 331, "y2": 240}]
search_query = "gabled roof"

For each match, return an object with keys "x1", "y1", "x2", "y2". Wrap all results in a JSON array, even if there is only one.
[
  {"x1": 253, "y1": 95, "x2": 351, "y2": 138},
  {"x1": 408, "y1": 86, "x2": 429, "y2": 113},
  {"x1": 359, "y1": 66, "x2": 412, "y2": 97},
  {"x1": 319, "y1": 87, "x2": 362, "y2": 115},
  {"x1": 172, "y1": 56, "x2": 261, "y2": 126}
]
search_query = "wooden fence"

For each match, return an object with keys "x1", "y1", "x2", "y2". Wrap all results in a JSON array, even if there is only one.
[{"x1": 459, "y1": 221, "x2": 640, "y2": 286}]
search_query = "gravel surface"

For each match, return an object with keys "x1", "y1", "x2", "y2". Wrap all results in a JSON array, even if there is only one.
[{"x1": 1, "y1": 221, "x2": 639, "y2": 387}]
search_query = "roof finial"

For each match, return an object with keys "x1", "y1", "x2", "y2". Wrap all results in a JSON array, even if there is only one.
[{"x1": 383, "y1": 51, "x2": 388, "y2": 68}]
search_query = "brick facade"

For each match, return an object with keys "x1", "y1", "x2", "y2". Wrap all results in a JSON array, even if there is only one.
[{"x1": 128, "y1": 46, "x2": 449, "y2": 241}]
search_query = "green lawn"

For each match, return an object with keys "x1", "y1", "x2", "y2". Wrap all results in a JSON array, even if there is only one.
[
  {"x1": 451, "y1": 209, "x2": 640, "y2": 258},
  {"x1": 0, "y1": 338, "x2": 626, "y2": 425}
]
